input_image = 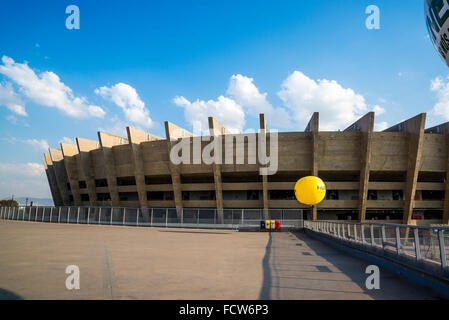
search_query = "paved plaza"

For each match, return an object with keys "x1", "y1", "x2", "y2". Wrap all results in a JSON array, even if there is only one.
[{"x1": 0, "y1": 220, "x2": 443, "y2": 299}]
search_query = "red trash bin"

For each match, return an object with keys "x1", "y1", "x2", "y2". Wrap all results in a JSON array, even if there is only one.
[{"x1": 275, "y1": 220, "x2": 280, "y2": 230}]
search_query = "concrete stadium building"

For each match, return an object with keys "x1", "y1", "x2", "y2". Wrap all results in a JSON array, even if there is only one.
[{"x1": 43, "y1": 112, "x2": 449, "y2": 225}]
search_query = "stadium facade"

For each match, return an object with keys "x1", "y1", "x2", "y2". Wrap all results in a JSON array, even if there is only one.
[{"x1": 43, "y1": 112, "x2": 449, "y2": 225}]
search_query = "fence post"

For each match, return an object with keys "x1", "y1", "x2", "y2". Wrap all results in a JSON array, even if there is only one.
[
  {"x1": 110, "y1": 208, "x2": 113, "y2": 225},
  {"x1": 241, "y1": 209, "x2": 244, "y2": 225},
  {"x1": 347, "y1": 223, "x2": 351, "y2": 238},
  {"x1": 123, "y1": 208, "x2": 126, "y2": 226},
  {"x1": 136, "y1": 208, "x2": 138, "y2": 227},
  {"x1": 395, "y1": 227, "x2": 401, "y2": 255},
  {"x1": 42, "y1": 207, "x2": 45, "y2": 222},
  {"x1": 381, "y1": 225, "x2": 386, "y2": 248},
  {"x1": 361, "y1": 225, "x2": 366, "y2": 244},
  {"x1": 87, "y1": 207, "x2": 90, "y2": 224},
  {"x1": 214, "y1": 210, "x2": 216, "y2": 226},
  {"x1": 413, "y1": 228, "x2": 422, "y2": 262},
  {"x1": 354, "y1": 224, "x2": 358, "y2": 241},
  {"x1": 67, "y1": 207, "x2": 70, "y2": 223},
  {"x1": 58, "y1": 207, "x2": 61, "y2": 223},
  {"x1": 165, "y1": 208, "x2": 168, "y2": 227},
  {"x1": 337, "y1": 224, "x2": 341, "y2": 238},
  {"x1": 99, "y1": 208, "x2": 102, "y2": 224},
  {"x1": 438, "y1": 229, "x2": 448, "y2": 269},
  {"x1": 77, "y1": 207, "x2": 80, "y2": 224},
  {"x1": 370, "y1": 224, "x2": 375, "y2": 246},
  {"x1": 151, "y1": 208, "x2": 154, "y2": 226}
]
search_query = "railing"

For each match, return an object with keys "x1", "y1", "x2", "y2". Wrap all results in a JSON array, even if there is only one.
[
  {"x1": 304, "y1": 220, "x2": 449, "y2": 279},
  {"x1": 0, "y1": 206, "x2": 303, "y2": 230}
]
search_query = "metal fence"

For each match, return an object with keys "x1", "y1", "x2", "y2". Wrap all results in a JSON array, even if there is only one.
[
  {"x1": 0, "y1": 206, "x2": 303, "y2": 230},
  {"x1": 304, "y1": 220, "x2": 449, "y2": 279}
]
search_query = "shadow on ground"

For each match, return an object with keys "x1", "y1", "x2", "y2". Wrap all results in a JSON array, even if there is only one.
[
  {"x1": 0, "y1": 288, "x2": 23, "y2": 300},
  {"x1": 258, "y1": 230, "x2": 443, "y2": 300}
]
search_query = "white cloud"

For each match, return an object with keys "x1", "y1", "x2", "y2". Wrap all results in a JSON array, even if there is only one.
[
  {"x1": 0, "y1": 162, "x2": 50, "y2": 198},
  {"x1": 278, "y1": 71, "x2": 369, "y2": 131},
  {"x1": 374, "y1": 121, "x2": 388, "y2": 131},
  {"x1": 24, "y1": 139, "x2": 49, "y2": 152},
  {"x1": 0, "y1": 137, "x2": 49, "y2": 153},
  {"x1": 95, "y1": 83, "x2": 153, "y2": 129},
  {"x1": 429, "y1": 76, "x2": 449, "y2": 121},
  {"x1": 174, "y1": 71, "x2": 384, "y2": 133},
  {"x1": 173, "y1": 95, "x2": 245, "y2": 134},
  {"x1": 227, "y1": 74, "x2": 292, "y2": 128},
  {"x1": 59, "y1": 137, "x2": 76, "y2": 145},
  {"x1": 0, "y1": 82, "x2": 27, "y2": 116},
  {"x1": 6, "y1": 115, "x2": 17, "y2": 124},
  {"x1": 0, "y1": 162, "x2": 45, "y2": 177},
  {"x1": 98, "y1": 116, "x2": 129, "y2": 138},
  {"x1": 0, "y1": 55, "x2": 105, "y2": 119},
  {"x1": 372, "y1": 105, "x2": 385, "y2": 115}
]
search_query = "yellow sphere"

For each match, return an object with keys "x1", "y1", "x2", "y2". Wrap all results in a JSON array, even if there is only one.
[{"x1": 294, "y1": 176, "x2": 326, "y2": 206}]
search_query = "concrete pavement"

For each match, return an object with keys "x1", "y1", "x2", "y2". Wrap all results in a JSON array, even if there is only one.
[{"x1": 0, "y1": 220, "x2": 443, "y2": 299}]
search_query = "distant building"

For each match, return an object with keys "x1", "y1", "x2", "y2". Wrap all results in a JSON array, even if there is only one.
[{"x1": 43, "y1": 112, "x2": 449, "y2": 225}]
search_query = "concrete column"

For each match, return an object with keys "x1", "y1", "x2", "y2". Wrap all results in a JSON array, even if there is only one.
[
  {"x1": 76, "y1": 138, "x2": 100, "y2": 206},
  {"x1": 305, "y1": 112, "x2": 319, "y2": 221},
  {"x1": 208, "y1": 117, "x2": 228, "y2": 224},
  {"x1": 444, "y1": 135, "x2": 449, "y2": 224},
  {"x1": 49, "y1": 148, "x2": 71, "y2": 206},
  {"x1": 165, "y1": 121, "x2": 196, "y2": 222},
  {"x1": 259, "y1": 114, "x2": 269, "y2": 219},
  {"x1": 43, "y1": 153, "x2": 63, "y2": 206},
  {"x1": 127, "y1": 126, "x2": 163, "y2": 213},
  {"x1": 384, "y1": 113, "x2": 426, "y2": 225},
  {"x1": 425, "y1": 122, "x2": 449, "y2": 224},
  {"x1": 98, "y1": 132, "x2": 128, "y2": 207},
  {"x1": 344, "y1": 112, "x2": 374, "y2": 222},
  {"x1": 61, "y1": 143, "x2": 82, "y2": 206}
]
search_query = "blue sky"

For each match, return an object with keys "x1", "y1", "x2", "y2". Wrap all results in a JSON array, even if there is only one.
[{"x1": 0, "y1": 0, "x2": 447, "y2": 199}]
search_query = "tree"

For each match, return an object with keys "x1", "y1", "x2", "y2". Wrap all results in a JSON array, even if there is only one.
[{"x1": 0, "y1": 200, "x2": 19, "y2": 207}]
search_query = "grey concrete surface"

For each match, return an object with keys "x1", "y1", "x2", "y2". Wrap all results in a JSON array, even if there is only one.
[{"x1": 0, "y1": 220, "x2": 444, "y2": 299}]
